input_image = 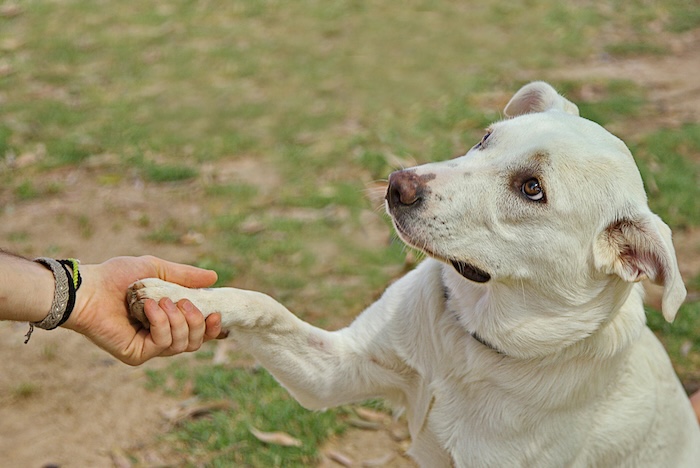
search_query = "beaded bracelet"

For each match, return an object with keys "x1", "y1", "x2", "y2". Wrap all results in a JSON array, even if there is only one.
[{"x1": 24, "y1": 257, "x2": 82, "y2": 344}]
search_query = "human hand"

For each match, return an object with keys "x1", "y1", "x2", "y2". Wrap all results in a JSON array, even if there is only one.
[{"x1": 63, "y1": 255, "x2": 222, "y2": 365}]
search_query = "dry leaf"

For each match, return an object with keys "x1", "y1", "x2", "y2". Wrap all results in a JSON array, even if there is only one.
[
  {"x1": 163, "y1": 398, "x2": 235, "y2": 427},
  {"x1": 181, "y1": 230, "x2": 205, "y2": 245},
  {"x1": 362, "y1": 452, "x2": 396, "y2": 467},
  {"x1": 348, "y1": 417, "x2": 382, "y2": 430},
  {"x1": 355, "y1": 407, "x2": 388, "y2": 423},
  {"x1": 326, "y1": 450, "x2": 354, "y2": 467},
  {"x1": 389, "y1": 423, "x2": 410, "y2": 442},
  {"x1": 680, "y1": 340, "x2": 693, "y2": 357},
  {"x1": 249, "y1": 427, "x2": 302, "y2": 447},
  {"x1": 109, "y1": 447, "x2": 133, "y2": 468},
  {"x1": 0, "y1": 3, "x2": 22, "y2": 18}
]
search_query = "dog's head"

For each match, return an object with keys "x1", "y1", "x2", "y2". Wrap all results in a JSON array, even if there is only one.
[{"x1": 386, "y1": 82, "x2": 685, "y2": 340}]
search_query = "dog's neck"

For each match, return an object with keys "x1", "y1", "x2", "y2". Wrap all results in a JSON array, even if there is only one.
[
  {"x1": 439, "y1": 262, "x2": 645, "y2": 360},
  {"x1": 442, "y1": 281, "x2": 506, "y2": 354},
  {"x1": 441, "y1": 271, "x2": 513, "y2": 356},
  {"x1": 468, "y1": 328, "x2": 505, "y2": 354}
]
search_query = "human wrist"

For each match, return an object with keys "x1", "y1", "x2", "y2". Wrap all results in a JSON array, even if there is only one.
[
  {"x1": 60, "y1": 263, "x2": 96, "y2": 333},
  {"x1": 0, "y1": 253, "x2": 55, "y2": 323},
  {"x1": 26, "y1": 262, "x2": 56, "y2": 322}
]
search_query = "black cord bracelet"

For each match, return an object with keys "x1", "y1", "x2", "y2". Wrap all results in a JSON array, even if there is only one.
[{"x1": 57, "y1": 259, "x2": 82, "y2": 327}]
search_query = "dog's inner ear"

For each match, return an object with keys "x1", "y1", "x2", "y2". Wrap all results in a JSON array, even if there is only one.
[
  {"x1": 593, "y1": 214, "x2": 686, "y2": 322},
  {"x1": 504, "y1": 81, "x2": 580, "y2": 118}
]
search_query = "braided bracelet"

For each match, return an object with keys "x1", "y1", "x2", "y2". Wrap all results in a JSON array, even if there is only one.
[{"x1": 24, "y1": 258, "x2": 82, "y2": 344}]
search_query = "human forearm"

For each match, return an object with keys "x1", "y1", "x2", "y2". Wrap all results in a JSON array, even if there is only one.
[{"x1": 0, "y1": 251, "x2": 55, "y2": 323}]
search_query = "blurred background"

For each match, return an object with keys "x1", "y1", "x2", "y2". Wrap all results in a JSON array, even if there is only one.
[{"x1": 0, "y1": 1, "x2": 698, "y2": 466}]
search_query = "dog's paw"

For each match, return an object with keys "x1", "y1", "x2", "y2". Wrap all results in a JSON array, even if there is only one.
[
  {"x1": 127, "y1": 280, "x2": 152, "y2": 328},
  {"x1": 127, "y1": 278, "x2": 180, "y2": 329}
]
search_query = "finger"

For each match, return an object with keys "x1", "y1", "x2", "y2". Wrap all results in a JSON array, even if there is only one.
[
  {"x1": 690, "y1": 389, "x2": 700, "y2": 422},
  {"x1": 203, "y1": 313, "x2": 224, "y2": 341},
  {"x1": 157, "y1": 297, "x2": 190, "y2": 354},
  {"x1": 143, "y1": 298, "x2": 173, "y2": 349},
  {"x1": 178, "y1": 299, "x2": 206, "y2": 352},
  {"x1": 143, "y1": 256, "x2": 218, "y2": 288}
]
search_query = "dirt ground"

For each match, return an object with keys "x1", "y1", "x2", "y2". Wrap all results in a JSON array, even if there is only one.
[{"x1": 1, "y1": 38, "x2": 699, "y2": 467}]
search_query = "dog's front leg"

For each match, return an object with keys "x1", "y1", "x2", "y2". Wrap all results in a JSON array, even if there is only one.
[{"x1": 128, "y1": 278, "x2": 406, "y2": 409}]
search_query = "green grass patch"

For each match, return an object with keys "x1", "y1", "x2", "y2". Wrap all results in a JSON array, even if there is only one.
[
  {"x1": 604, "y1": 41, "x2": 667, "y2": 57},
  {"x1": 46, "y1": 137, "x2": 96, "y2": 166},
  {"x1": 358, "y1": 150, "x2": 392, "y2": 180},
  {"x1": 12, "y1": 179, "x2": 64, "y2": 201},
  {"x1": 688, "y1": 272, "x2": 700, "y2": 293},
  {"x1": 668, "y1": 0, "x2": 700, "y2": 32},
  {"x1": 3, "y1": 0, "x2": 687, "y2": 176},
  {"x1": 556, "y1": 80, "x2": 646, "y2": 125},
  {"x1": 6, "y1": 231, "x2": 30, "y2": 243},
  {"x1": 146, "y1": 219, "x2": 183, "y2": 244},
  {"x1": 648, "y1": 303, "x2": 700, "y2": 347},
  {"x1": 143, "y1": 162, "x2": 199, "y2": 183},
  {"x1": 147, "y1": 365, "x2": 346, "y2": 466},
  {"x1": 632, "y1": 124, "x2": 700, "y2": 228},
  {"x1": 204, "y1": 183, "x2": 258, "y2": 201},
  {"x1": 647, "y1": 302, "x2": 700, "y2": 388},
  {"x1": 0, "y1": 125, "x2": 12, "y2": 155},
  {"x1": 14, "y1": 180, "x2": 39, "y2": 200},
  {"x1": 195, "y1": 257, "x2": 239, "y2": 287},
  {"x1": 13, "y1": 382, "x2": 40, "y2": 399}
]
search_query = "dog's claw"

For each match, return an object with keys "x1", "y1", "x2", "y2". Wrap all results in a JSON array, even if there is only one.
[{"x1": 127, "y1": 281, "x2": 151, "y2": 329}]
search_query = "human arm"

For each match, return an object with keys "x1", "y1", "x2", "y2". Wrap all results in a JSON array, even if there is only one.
[
  {"x1": 691, "y1": 389, "x2": 700, "y2": 424},
  {"x1": 0, "y1": 252, "x2": 223, "y2": 365}
]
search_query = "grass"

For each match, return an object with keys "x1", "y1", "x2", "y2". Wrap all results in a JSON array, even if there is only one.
[
  {"x1": 143, "y1": 162, "x2": 199, "y2": 183},
  {"x1": 668, "y1": 0, "x2": 700, "y2": 32},
  {"x1": 633, "y1": 124, "x2": 700, "y2": 228},
  {"x1": 556, "y1": 80, "x2": 647, "y2": 125},
  {"x1": 1, "y1": 0, "x2": 699, "y2": 464},
  {"x1": 1, "y1": 1, "x2": 692, "y2": 172},
  {"x1": 13, "y1": 382, "x2": 39, "y2": 399},
  {"x1": 14, "y1": 180, "x2": 39, "y2": 201},
  {"x1": 146, "y1": 219, "x2": 184, "y2": 244},
  {"x1": 146, "y1": 364, "x2": 347, "y2": 467},
  {"x1": 647, "y1": 302, "x2": 700, "y2": 388},
  {"x1": 605, "y1": 41, "x2": 667, "y2": 57}
]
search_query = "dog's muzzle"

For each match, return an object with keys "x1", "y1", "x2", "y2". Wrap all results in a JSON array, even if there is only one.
[{"x1": 386, "y1": 170, "x2": 492, "y2": 284}]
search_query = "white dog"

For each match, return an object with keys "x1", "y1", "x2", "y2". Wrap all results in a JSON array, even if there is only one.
[{"x1": 129, "y1": 82, "x2": 700, "y2": 467}]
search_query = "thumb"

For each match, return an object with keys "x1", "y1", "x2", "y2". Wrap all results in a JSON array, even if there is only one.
[{"x1": 144, "y1": 256, "x2": 218, "y2": 288}]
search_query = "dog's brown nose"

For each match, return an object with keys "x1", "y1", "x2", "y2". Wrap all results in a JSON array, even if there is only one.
[{"x1": 386, "y1": 170, "x2": 426, "y2": 209}]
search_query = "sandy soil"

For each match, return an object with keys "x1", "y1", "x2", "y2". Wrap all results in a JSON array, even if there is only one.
[{"x1": 1, "y1": 39, "x2": 699, "y2": 467}]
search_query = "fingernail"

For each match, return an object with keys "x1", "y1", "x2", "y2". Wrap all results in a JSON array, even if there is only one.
[
  {"x1": 161, "y1": 297, "x2": 175, "y2": 309},
  {"x1": 180, "y1": 300, "x2": 195, "y2": 314}
]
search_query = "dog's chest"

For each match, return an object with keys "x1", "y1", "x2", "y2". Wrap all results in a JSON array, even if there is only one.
[{"x1": 423, "y1": 373, "x2": 587, "y2": 466}]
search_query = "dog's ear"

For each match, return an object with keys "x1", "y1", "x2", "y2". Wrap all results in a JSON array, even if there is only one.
[
  {"x1": 504, "y1": 81, "x2": 579, "y2": 118},
  {"x1": 593, "y1": 213, "x2": 686, "y2": 322}
]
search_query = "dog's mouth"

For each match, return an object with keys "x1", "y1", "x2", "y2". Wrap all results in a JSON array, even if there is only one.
[
  {"x1": 391, "y1": 218, "x2": 491, "y2": 283},
  {"x1": 450, "y1": 260, "x2": 491, "y2": 283}
]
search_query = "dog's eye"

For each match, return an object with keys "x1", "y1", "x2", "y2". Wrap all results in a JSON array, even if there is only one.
[
  {"x1": 521, "y1": 178, "x2": 545, "y2": 201},
  {"x1": 476, "y1": 131, "x2": 492, "y2": 149}
]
